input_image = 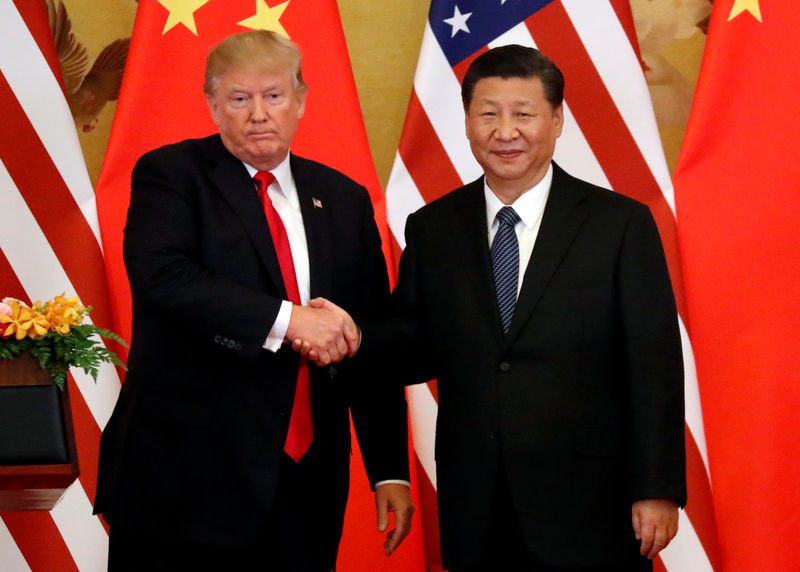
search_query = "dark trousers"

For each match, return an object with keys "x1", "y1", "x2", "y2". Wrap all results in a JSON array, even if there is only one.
[
  {"x1": 450, "y1": 464, "x2": 653, "y2": 572},
  {"x1": 108, "y1": 449, "x2": 346, "y2": 572}
]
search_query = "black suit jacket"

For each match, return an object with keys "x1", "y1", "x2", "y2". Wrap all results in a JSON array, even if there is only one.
[
  {"x1": 362, "y1": 163, "x2": 685, "y2": 569},
  {"x1": 95, "y1": 135, "x2": 408, "y2": 547}
]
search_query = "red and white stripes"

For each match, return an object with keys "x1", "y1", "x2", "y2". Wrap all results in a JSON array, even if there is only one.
[{"x1": 0, "y1": 1, "x2": 120, "y2": 570}]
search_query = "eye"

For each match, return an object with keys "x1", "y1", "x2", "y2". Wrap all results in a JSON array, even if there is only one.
[{"x1": 229, "y1": 94, "x2": 249, "y2": 107}]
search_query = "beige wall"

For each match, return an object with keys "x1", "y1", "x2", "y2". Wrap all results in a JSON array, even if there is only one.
[{"x1": 61, "y1": 0, "x2": 708, "y2": 188}]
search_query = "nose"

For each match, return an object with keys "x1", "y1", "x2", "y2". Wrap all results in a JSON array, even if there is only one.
[
  {"x1": 251, "y1": 97, "x2": 269, "y2": 122},
  {"x1": 494, "y1": 114, "x2": 519, "y2": 141}
]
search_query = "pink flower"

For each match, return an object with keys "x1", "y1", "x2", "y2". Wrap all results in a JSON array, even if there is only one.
[{"x1": 0, "y1": 304, "x2": 9, "y2": 338}]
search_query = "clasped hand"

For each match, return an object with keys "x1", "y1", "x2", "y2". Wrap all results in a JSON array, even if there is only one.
[{"x1": 286, "y1": 298, "x2": 359, "y2": 366}]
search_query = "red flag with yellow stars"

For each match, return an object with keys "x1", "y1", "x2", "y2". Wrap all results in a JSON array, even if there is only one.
[
  {"x1": 673, "y1": 1, "x2": 800, "y2": 570},
  {"x1": 95, "y1": 2, "x2": 422, "y2": 571}
]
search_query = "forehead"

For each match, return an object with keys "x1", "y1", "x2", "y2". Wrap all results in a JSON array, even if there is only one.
[
  {"x1": 470, "y1": 75, "x2": 547, "y2": 105},
  {"x1": 217, "y1": 66, "x2": 295, "y2": 92}
]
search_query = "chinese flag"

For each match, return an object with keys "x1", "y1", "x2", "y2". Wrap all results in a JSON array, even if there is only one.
[
  {"x1": 95, "y1": 1, "x2": 422, "y2": 570},
  {"x1": 673, "y1": 2, "x2": 800, "y2": 571}
]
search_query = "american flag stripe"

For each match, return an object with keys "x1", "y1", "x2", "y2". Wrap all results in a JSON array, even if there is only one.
[
  {"x1": 528, "y1": 6, "x2": 689, "y2": 318},
  {"x1": 398, "y1": 93, "x2": 463, "y2": 203},
  {"x1": 1, "y1": 511, "x2": 78, "y2": 571},
  {"x1": 0, "y1": 78, "x2": 112, "y2": 329},
  {"x1": 0, "y1": 517, "x2": 30, "y2": 571},
  {"x1": 1, "y1": 1, "x2": 120, "y2": 569},
  {"x1": 387, "y1": 1, "x2": 719, "y2": 570}
]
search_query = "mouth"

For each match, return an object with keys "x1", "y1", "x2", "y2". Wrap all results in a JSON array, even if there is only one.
[
  {"x1": 492, "y1": 149, "x2": 523, "y2": 160},
  {"x1": 247, "y1": 131, "x2": 276, "y2": 140}
]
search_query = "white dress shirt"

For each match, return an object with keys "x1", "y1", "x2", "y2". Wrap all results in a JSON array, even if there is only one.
[
  {"x1": 243, "y1": 154, "x2": 308, "y2": 352},
  {"x1": 484, "y1": 164, "x2": 553, "y2": 295}
]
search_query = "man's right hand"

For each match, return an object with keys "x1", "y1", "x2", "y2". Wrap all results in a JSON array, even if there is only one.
[{"x1": 286, "y1": 299, "x2": 359, "y2": 366}]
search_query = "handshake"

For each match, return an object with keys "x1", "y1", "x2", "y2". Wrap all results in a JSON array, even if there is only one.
[{"x1": 286, "y1": 298, "x2": 359, "y2": 366}]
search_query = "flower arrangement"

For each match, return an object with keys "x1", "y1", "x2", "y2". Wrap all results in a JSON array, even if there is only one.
[{"x1": 0, "y1": 295, "x2": 126, "y2": 390}]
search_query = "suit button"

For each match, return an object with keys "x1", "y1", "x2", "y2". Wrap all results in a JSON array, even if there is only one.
[
  {"x1": 234, "y1": 342, "x2": 242, "y2": 351},
  {"x1": 499, "y1": 362, "x2": 511, "y2": 372},
  {"x1": 214, "y1": 335, "x2": 221, "y2": 343},
  {"x1": 329, "y1": 365, "x2": 339, "y2": 379},
  {"x1": 226, "y1": 339, "x2": 235, "y2": 349}
]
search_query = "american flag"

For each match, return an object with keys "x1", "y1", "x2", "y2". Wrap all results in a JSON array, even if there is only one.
[
  {"x1": 0, "y1": 0, "x2": 120, "y2": 570},
  {"x1": 386, "y1": 1, "x2": 721, "y2": 570}
]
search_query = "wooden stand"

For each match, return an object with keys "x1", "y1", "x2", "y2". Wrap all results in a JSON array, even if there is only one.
[{"x1": 0, "y1": 354, "x2": 80, "y2": 511}]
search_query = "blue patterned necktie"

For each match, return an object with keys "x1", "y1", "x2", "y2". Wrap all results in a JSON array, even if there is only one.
[{"x1": 490, "y1": 206, "x2": 521, "y2": 334}]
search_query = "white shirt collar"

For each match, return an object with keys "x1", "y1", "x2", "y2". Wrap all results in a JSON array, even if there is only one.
[
  {"x1": 484, "y1": 163, "x2": 553, "y2": 230},
  {"x1": 242, "y1": 152, "x2": 298, "y2": 206}
]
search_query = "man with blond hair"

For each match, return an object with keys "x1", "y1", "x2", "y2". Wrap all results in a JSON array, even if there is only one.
[{"x1": 95, "y1": 30, "x2": 413, "y2": 571}]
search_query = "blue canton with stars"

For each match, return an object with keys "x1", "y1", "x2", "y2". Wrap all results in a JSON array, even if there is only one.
[{"x1": 429, "y1": 0, "x2": 557, "y2": 67}]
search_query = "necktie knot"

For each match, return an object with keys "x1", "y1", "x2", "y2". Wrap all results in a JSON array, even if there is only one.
[
  {"x1": 254, "y1": 171, "x2": 276, "y2": 197},
  {"x1": 496, "y1": 206, "x2": 521, "y2": 229}
]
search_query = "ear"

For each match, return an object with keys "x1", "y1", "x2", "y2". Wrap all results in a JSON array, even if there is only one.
[
  {"x1": 296, "y1": 87, "x2": 307, "y2": 120},
  {"x1": 207, "y1": 95, "x2": 221, "y2": 127},
  {"x1": 553, "y1": 104, "x2": 564, "y2": 138}
]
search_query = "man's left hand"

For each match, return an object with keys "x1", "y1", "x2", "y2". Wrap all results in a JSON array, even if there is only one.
[
  {"x1": 375, "y1": 483, "x2": 415, "y2": 556},
  {"x1": 632, "y1": 498, "x2": 679, "y2": 559}
]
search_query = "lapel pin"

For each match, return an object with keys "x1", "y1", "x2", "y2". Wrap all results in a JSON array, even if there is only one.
[{"x1": 312, "y1": 197, "x2": 323, "y2": 209}]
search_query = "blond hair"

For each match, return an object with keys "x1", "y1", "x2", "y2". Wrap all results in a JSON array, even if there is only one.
[{"x1": 203, "y1": 30, "x2": 307, "y2": 97}]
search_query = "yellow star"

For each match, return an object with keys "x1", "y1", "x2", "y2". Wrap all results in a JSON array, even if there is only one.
[
  {"x1": 728, "y1": 0, "x2": 762, "y2": 22},
  {"x1": 156, "y1": 0, "x2": 211, "y2": 35},
  {"x1": 238, "y1": 0, "x2": 291, "y2": 38}
]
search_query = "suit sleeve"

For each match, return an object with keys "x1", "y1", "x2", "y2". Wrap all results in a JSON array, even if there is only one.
[
  {"x1": 358, "y1": 212, "x2": 436, "y2": 386},
  {"x1": 346, "y1": 192, "x2": 410, "y2": 486},
  {"x1": 618, "y1": 203, "x2": 687, "y2": 506},
  {"x1": 124, "y1": 150, "x2": 282, "y2": 360}
]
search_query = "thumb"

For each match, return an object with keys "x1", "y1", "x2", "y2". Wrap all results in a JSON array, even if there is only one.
[
  {"x1": 308, "y1": 297, "x2": 326, "y2": 309},
  {"x1": 377, "y1": 498, "x2": 389, "y2": 532}
]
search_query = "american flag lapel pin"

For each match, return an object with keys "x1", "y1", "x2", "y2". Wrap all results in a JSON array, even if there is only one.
[{"x1": 312, "y1": 197, "x2": 323, "y2": 209}]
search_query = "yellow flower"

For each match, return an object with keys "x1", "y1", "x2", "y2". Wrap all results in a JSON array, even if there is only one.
[
  {"x1": 44, "y1": 294, "x2": 86, "y2": 334},
  {"x1": 0, "y1": 301, "x2": 50, "y2": 340}
]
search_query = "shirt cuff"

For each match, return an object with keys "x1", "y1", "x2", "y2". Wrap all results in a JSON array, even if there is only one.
[
  {"x1": 263, "y1": 300, "x2": 292, "y2": 352},
  {"x1": 374, "y1": 480, "x2": 411, "y2": 488}
]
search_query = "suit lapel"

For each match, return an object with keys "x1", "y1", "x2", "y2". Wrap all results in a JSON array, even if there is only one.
[
  {"x1": 505, "y1": 163, "x2": 590, "y2": 347},
  {"x1": 291, "y1": 155, "x2": 333, "y2": 299},
  {"x1": 203, "y1": 136, "x2": 287, "y2": 297},
  {"x1": 448, "y1": 179, "x2": 507, "y2": 348}
]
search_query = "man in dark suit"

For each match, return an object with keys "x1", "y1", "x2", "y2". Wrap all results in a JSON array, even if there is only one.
[
  {"x1": 94, "y1": 30, "x2": 413, "y2": 571},
  {"x1": 308, "y1": 45, "x2": 686, "y2": 571}
]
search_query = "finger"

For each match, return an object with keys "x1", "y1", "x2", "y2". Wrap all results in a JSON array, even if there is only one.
[
  {"x1": 632, "y1": 510, "x2": 642, "y2": 539},
  {"x1": 308, "y1": 297, "x2": 326, "y2": 309},
  {"x1": 344, "y1": 322, "x2": 360, "y2": 355},
  {"x1": 335, "y1": 336, "x2": 348, "y2": 361},
  {"x1": 316, "y1": 350, "x2": 332, "y2": 367},
  {"x1": 292, "y1": 339, "x2": 312, "y2": 359},
  {"x1": 376, "y1": 498, "x2": 389, "y2": 533},
  {"x1": 386, "y1": 508, "x2": 412, "y2": 555},
  {"x1": 648, "y1": 527, "x2": 669, "y2": 559},
  {"x1": 383, "y1": 530, "x2": 395, "y2": 557},
  {"x1": 639, "y1": 523, "x2": 655, "y2": 557},
  {"x1": 308, "y1": 349, "x2": 321, "y2": 364}
]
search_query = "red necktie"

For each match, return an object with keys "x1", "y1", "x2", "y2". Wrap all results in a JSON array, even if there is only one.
[{"x1": 255, "y1": 171, "x2": 313, "y2": 462}]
